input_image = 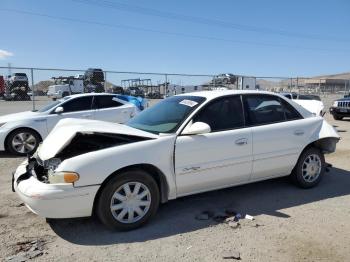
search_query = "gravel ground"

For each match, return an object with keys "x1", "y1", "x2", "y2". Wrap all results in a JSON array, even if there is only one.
[{"x1": 0, "y1": 95, "x2": 350, "y2": 261}]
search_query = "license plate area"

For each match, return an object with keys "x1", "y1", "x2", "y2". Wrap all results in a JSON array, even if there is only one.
[{"x1": 339, "y1": 108, "x2": 347, "y2": 113}]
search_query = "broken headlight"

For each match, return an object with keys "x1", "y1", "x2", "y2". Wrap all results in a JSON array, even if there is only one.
[{"x1": 43, "y1": 158, "x2": 62, "y2": 171}]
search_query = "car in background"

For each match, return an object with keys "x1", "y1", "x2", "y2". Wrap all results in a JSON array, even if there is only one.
[
  {"x1": 329, "y1": 97, "x2": 350, "y2": 120},
  {"x1": 0, "y1": 93, "x2": 139, "y2": 155},
  {"x1": 8, "y1": 73, "x2": 28, "y2": 84},
  {"x1": 12, "y1": 90, "x2": 339, "y2": 230},
  {"x1": 280, "y1": 92, "x2": 324, "y2": 116}
]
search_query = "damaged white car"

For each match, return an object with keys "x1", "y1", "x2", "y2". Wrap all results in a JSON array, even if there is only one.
[
  {"x1": 280, "y1": 92, "x2": 325, "y2": 116},
  {"x1": 13, "y1": 91, "x2": 339, "y2": 230}
]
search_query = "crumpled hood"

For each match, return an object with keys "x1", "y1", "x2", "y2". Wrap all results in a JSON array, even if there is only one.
[
  {"x1": 0, "y1": 111, "x2": 41, "y2": 124},
  {"x1": 38, "y1": 118, "x2": 158, "y2": 160}
]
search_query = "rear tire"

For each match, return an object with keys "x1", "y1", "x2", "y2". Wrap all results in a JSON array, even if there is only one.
[
  {"x1": 96, "y1": 169, "x2": 160, "y2": 230},
  {"x1": 291, "y1": 147, "x2": 325, "y2": 188}
]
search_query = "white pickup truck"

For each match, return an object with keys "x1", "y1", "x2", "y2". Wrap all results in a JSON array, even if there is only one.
[{"x1": 47, "y1": 76, "x2": 84, "y2": 100}]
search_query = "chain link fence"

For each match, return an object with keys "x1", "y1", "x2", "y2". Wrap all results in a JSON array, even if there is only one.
[{"x1": 1, "y1": 66, "x2": 349, "y2": 111}]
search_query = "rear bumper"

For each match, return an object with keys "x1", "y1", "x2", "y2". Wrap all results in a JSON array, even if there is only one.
[{"x1": 13, "y1": 162, "x2": 99, "y2": 218}]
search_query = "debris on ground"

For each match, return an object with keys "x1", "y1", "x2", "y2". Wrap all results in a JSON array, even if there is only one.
[
  {"x1": 224, "y1": 216, "x2": 236, "y2": 223},
  {"x1": 5, "y1": 239, "x2": 47, "y2": 262},
  {"x1": 228, "y1": 221, "x2": 241, "y2": 229},
  {"x1": 213, "y1": 211, "x2": 229, "y2": 222},
  {"x1": 244, "y1": 214, "x2": 254, "y2": 220},
  {"x1": 222, "y1": 251, "x2": 241, "y2": 260},
  {"x1": 195, "y1": 208, "x2": 260, "y2": 230},
  {"x1": 234, "y1": 213, "x2": 242, "y2": 222}
]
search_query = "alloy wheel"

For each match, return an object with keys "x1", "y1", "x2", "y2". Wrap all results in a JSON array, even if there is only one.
[{"x1": 11, "y1": 132, "x2": 37, "y2": 154}]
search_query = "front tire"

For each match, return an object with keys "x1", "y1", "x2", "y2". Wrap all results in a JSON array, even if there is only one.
[
  {"x1": 291, "y1": 147, "x2": 325, "y2": 188},
  {"x1": 6, "y1": 128, "x2": 41, "y2": 156},
  {"x1": 96, "y1": 169, "x2": 160, "y2": 230},
  {"x1": 333, "y1": 114, "x2": 343, "y2": 120}
]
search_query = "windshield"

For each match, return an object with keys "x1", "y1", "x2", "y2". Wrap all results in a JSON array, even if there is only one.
[
  {"x1": 37, "y1": 97, "x2": 70, "y2": 112},
  {"x1": 127, "y1": 96, "x2": 206, "y2": 134}
]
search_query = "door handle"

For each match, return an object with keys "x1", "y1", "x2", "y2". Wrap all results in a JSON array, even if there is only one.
[
  {"x1": 82, "y1": 114, "x2": 92, "y2": 117},
  {"x1": 235, "y1": 138, "x2": 248, "y2": 145},
  {"x1": 294, "y1": 130, "x2": 304, "y2": 136}
]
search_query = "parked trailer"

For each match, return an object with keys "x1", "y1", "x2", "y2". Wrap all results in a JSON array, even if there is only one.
[{"x1": 166, "y1": 84, "x2": 204, "y2": 96}]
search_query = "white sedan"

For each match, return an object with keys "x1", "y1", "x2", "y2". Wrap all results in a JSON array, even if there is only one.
[
  {"x1": 13, "y1": 90, "x2": 339, "y2": 230},
  {"x1": 0, "y1": 93, "x2": 139, "y2": 155},
  {"x1": 280, "y1": 93, "x2": 325, "y2": 116}
]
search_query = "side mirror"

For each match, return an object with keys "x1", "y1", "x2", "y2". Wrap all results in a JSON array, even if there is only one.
[
  {"x1": 182, "y1": 122, "x2": 211, "y2": 135},
  {"x1": 54, "y1": 106, "x2": 64, "y2": 114}
]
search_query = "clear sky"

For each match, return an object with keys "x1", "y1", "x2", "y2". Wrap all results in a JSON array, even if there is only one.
[{"x1": 0, "y1": 0, "x2": 349, "y2": 77}]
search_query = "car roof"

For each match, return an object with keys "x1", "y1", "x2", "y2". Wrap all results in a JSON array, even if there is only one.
[
  {"x1": 67, "y1": 93, "x2": 117, "y2": 98},
  {"x1": 176, "y1": 90, "x2": 282, "y2": 100}
]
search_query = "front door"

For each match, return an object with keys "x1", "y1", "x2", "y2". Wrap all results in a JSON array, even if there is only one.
[
  {"x1": 46, "y1": 96, "x2": 94, "y2": 132},
  {"x1": 175, "y1": 95, "x2": 253, "y2": 196}
]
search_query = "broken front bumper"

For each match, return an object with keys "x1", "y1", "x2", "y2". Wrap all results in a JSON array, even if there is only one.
[{"x1": 13, "y1": 161, "x2": 99, "y2": 218}]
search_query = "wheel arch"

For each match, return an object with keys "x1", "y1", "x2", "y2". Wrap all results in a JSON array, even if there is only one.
[
  {"x1": 4, "y1": 127, "x2": 43, "y2": 150},
  {"x1": 303, "y1": 137, "x2": 339, "y2": 155},
  {"x1": 92, "y1": 163, "x2": 170, "y2": 215},
  {"x1": 292, "y1": 137, "x2": 338, "y2": 173}
]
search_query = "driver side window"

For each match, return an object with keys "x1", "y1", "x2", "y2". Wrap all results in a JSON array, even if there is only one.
[
  {"x1": 193, "y1": 96, "x2": 244, "y2": 132},
  {"x1": 61, "y1": 96, "x2": 93, "y2": 113}
]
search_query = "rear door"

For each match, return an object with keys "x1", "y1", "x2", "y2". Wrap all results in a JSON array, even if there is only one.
[
  {"x1": 46, "y1": 96, "x2": 94, "y2": 131},
  {"x1": 93, "y1": 95, "x2": 134, "y2": 123},
  {"x1": 175, "y1": 95, "x2": 253, "y2": 196},
  {"x1": 243, "y1": 94, "x2": 307, "y2": 180}
]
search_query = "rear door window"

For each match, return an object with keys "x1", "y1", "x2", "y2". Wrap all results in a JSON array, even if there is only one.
[
  {"x1": 243, "y1": 95, "x2": 302, "y2": 126},
  {"x1": 94, "y1": 95, "x2": 124, "y2": 109}
]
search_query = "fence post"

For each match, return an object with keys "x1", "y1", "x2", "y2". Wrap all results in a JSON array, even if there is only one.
[
  {"x1": 30, "y1": 68, "x2": 35, "y2": 111},
  {"x1": 104, "y1": 71, "x2": 107, "y2": 92},
  {"x1": 296, "y1": 77, "x2": 299, "y2": 93},
  {"x1": 165, "y1": 74, "x2": 168, "y2": 98}
]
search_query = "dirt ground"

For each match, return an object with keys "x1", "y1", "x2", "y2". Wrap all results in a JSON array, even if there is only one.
[{"x1": 0, "y1": 95, "x2": 350, "y2": 261}]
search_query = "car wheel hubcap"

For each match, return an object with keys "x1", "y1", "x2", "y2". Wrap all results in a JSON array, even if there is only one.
[
  {"x1": 12, "y1": 132, "x2": 37, "y2": 154},
  {"x1": 302, "y1": 154, "x2": 322, "y2": 183},
  {"x1": 110, "y1": 182, "x2": 151, "y2": 224}
]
